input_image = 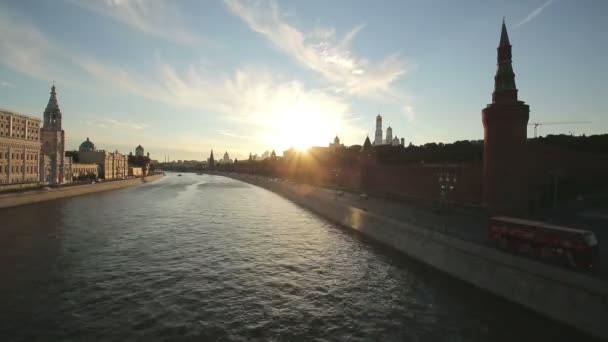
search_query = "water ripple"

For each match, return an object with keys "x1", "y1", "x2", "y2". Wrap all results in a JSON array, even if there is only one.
[{"x1": 0, "y1": 173, "x2": 595, "y2": 341}]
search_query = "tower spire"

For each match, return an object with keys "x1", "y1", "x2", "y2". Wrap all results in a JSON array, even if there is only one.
[
  {"x1": 492, "y1": 18, "x2": 518, "y2": 104},
  {"x1": 499, "y1": 17, "x2": 510, "y2": 46},
  {"x1": 43, "y1": 82, "x2": 63, "y2": 129}
]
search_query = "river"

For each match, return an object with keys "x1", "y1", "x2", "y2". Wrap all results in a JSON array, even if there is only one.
[{"x1": 0, "y1": 173, "x2": 595, "y2": 341}]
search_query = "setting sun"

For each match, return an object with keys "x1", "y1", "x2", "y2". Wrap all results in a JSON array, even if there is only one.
[{"x1": 249, "y1": 91, "x2": 355, "y2": 152}]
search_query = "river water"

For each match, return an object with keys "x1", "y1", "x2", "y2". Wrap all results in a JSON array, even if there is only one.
[{"x1": 0, "y1": 173, "x2": 594, "y2": 341}]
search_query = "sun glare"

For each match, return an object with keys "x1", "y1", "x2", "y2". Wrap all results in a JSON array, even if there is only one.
[
  {"x1": 251, "y1": 92, "x2": 352, "y2": 153},
  {"x1": 279, "y1": 114, "x2": 334, "y2": 151}
]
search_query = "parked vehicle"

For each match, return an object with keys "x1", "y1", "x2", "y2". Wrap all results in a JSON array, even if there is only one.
[{"x1": 488, "y1": 216, "x2": 598, "y2": 270}]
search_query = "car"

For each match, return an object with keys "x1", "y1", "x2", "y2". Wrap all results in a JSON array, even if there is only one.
[{"x1": 360, "y1": 193, "x2": 368, "y2": 199}]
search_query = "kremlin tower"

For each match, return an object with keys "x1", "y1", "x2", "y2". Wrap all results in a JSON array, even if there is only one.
[{"x1": 482, "y1": 19, "x2": 530, "y2": 213}]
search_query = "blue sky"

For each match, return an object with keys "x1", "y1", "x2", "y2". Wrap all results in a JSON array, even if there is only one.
[{"x1": 0, "y1": 0, "x2": 606, "y2": 161}]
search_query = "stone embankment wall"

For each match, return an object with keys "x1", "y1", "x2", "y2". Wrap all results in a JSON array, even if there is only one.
[
  {"x1": 0, "y1": 174, "x2": 163, "y2": 209},
  {"x1": 225, "y1": 173, "x2": 608, "y2": 340}
]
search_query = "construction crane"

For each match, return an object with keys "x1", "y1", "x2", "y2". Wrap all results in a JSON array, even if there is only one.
[{"x1": 528, "y1": 121, "x2": 591, "y2": 138}]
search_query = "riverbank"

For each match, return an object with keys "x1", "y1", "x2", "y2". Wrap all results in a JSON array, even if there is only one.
[
  {"x1": 0, "y1": 174, "x2": 163, "y2": 209},
  {"x1": 220, "y1": 172, "x2": 608, "y2": 340}
]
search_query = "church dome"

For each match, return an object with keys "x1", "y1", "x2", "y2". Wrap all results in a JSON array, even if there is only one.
[
  {"x1": 135, "y1": 144, "x2": 144, "y2": 156},
  {"x1": 79, "y1": 137, "x2": 95, "y2": 152},
  {"x1": 334, "y1": 135, "x2": 340, "y2": 143}
]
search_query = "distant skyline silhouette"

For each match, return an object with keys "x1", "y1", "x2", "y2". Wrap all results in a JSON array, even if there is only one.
[{"x1": 0, "y1": 0, "x2": 606, "y2": 160}]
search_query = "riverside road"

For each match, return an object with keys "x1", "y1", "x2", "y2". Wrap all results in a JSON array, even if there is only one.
[{"x1": 236, "y1": 174, "x2": 608, "y2": 279}]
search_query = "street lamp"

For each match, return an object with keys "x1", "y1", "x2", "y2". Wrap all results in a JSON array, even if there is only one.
[
  {"x1": 438, "y1": 172, "x2": 457, "y2": 201},
  {"x1": 437, "y1": 171, "x2": 457, "y2": 233}
]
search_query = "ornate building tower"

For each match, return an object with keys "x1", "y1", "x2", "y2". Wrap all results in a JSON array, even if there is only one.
[
  {"x1": 135, "y1": 144, "x2": 144, "y2": 157},
  {"x1": 373, "y1": 114, "x2": 383, "y2": 146},
  {"x1": 208, "y1": 149, "x2": 215, "y2": 168},
  {"x1": 385, "y1": 126, "x2": 393, "y2": 144},
  {"x1": 41, "y1": 83, "x2": 66, "y2": 184},
  {"x1": 482, "y1": 20, "x2": 530, "y2": 213}
]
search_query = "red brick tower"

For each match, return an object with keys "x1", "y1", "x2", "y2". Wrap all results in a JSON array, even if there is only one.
[{"x1": 482, "y1": 19, "x2": 530, "y2": 213}]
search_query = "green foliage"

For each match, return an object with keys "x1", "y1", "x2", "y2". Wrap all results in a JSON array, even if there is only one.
[
  {"x1": 532, "y1": 134, "x2": 608, "y2": 154},
  {"x1": 375, "y1": 140, "x2": 483, "y2": 165},
  {"x1": 128, "y1": 154, "x2": 151, "y2": 167}
]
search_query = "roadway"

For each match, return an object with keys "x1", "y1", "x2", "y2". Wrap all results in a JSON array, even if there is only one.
[{"x1": 231, "y1": 173, "x2": 608, "y2": 280}]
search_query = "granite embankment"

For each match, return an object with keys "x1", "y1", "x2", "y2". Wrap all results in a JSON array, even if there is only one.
[
  {"x1": 222, "y1": 172, "x2": 608, "y2": 340},
  {"x1": 0, "y1": 174, "x2": 163, "y2": 209}
]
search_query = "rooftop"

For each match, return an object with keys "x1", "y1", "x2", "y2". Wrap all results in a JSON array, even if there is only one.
[{"x1": 0, "y1": 108, "x2": 42, "y2": 122}]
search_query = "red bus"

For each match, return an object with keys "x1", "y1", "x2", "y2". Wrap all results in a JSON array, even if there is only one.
[{"x1": 488, "y1": 216, "x2": 598, "y2": 270}]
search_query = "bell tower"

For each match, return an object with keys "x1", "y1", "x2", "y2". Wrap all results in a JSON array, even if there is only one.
[
  {"x1": 41, "y1": 83, "x2": 66, "y2": 184},
  {"x1": 482, "y1": 19, "x2": 530, "y2": 213},
  {"x1": 373, "y1": 114, "x2": 383, "y2": 146}
]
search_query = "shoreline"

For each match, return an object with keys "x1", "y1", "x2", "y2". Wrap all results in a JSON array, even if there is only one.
[
  {"x1": 0, "y1": 174, "x2": 163, "y2": 209},
  {"x1": 219, "y1": 172, "x2": 608, "y2": 340}
]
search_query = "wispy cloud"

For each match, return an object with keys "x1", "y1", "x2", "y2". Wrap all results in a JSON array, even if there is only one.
[
  {"x1": 0, "y1": 3, "x2": 365, "y2": 152},
  {"x1": 69, "y1": 0, "x2": 203, "y2": 46},
  {"x1": 0, "y1": 81, "x2": 14, "y2": 87},
  {"x1": 91, "y1": 118, "x2": 149, "y2": 130},
  {"x1": 223, "y1": 0, "x2": 407, "y2": 98},
  {"x1": 0, "y1": 10, "x2": 70, "y2": 82},
  {"x1": 515, "y1": 0, "x2": 556, "y2": 28}
]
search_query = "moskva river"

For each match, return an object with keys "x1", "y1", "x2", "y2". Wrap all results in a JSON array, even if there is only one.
[{"x1": 0, "y1": 173, "x2": 594, "y2": 341}]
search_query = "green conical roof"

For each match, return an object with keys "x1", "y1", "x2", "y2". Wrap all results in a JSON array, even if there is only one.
[{"x1": 361, "y1": 136, "x2": 373, "y2": 152}]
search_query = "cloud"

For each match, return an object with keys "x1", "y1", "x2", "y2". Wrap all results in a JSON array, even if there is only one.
[
  {"x1": 156, "y1": 65, "x2": 365, "y2": 149},
  {"x1": 1, "y1": 81, "x2": 14, "y2": 87},
  {"x1": 223, "y1": 0, "x2": 406, "y2": 98},
  {"x1": 91, "y1": 118, "x2": 149, "y2": 130},
  {"x1": 515, "y1": 0, "x2": 556, "y2": 28},
  {"x1": 68, "y1": 0, "x2": 203, "y2": 46},
  {"x1": 0, "y1": 10, "x2": 69, "y2": 82},
  {"x1": 0, "y1": 4, "x2": 365, "y2": 153}
]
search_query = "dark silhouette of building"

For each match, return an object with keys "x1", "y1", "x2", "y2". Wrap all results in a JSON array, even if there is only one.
[
  {"x1": 361, "y1": 136, "x2": 373, "y2": 153},
  {"x1": 208, "y1": 149, "x2": 215, "y2": 168},
  {"x1": 79, "y1": 137, "x2": 95, "y2": 152},
  {"x1": 135, "y1": 144, "x2": 144, "y2": 157},
  {"x1": 482, "y1": 20, "x2": 530, "y2": 213}
]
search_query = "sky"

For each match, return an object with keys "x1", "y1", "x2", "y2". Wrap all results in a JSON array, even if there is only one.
[{"x1": 0, "y1": 0, "x2": 606, "y2": 161}]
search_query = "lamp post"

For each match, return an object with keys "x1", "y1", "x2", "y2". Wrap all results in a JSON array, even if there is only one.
[
  {"x1": 334, "y1": 168, "x2": 340, "y2": 200},
  {"x1": 438, "y1": 171, "x2": 457, "y2": 233},
  {"x1": 438, "y1": 172, "x2": 457, "y2": 200}
]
